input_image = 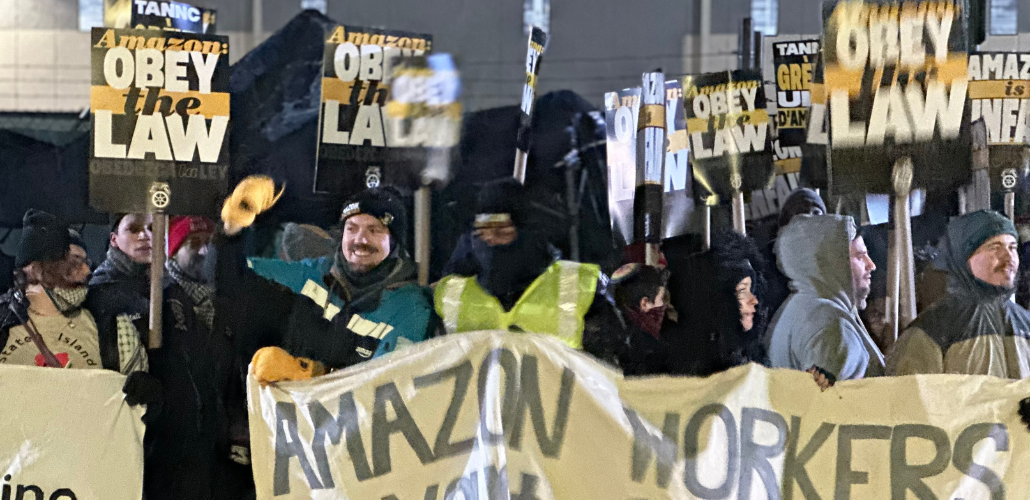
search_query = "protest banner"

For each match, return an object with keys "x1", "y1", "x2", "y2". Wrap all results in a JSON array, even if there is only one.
[
  {"x1": 88, "y1": 27, "x2": 231, "y2": 216},
  {"x1": 0, "y1": 364, "x2": 146, "y2": 500},
  {"x1": 105, "y1": 0, "x2": 217, "y2": 34},
  {"x1": 822, "y1": 0, "x2": 971, "y2": 195},
  {"x1": 746, "y1": 40, "x2": 822, "y2": 221},
  {"x1": 968, "y1": 51, "x2": 1030, "y2": 194},
  {"x1": 683, "y1": 69, "x2": 775, "y2": 207},
  {"x1": 248, "y1": 331, "x2": 1030, "y2": 499},
  {"x1": 314, "y1": 25, "x2": 433, "y2": 196}
]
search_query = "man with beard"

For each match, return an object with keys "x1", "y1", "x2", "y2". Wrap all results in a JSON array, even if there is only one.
[
  {"x1": 0, "y1": 210, "x2": 159, "y2": 403},
  {"x1": 888, "y1": 210, "x2": 1030, "y2": 377},
  {"x1": 86, "y1": 213, "x2": 153, "y2": 374},
  {"x1": 437, "y1": 178, "x2": 603, "y2": 349},
  {"x1": 766, "y1": 215, "x2": 884, "y2": 380},
  {"x1": 218, "y1": 183, "x2": 435, "y2": 384},
  {"x1": 145, "y1": 216, "x2": 239, "y2": 500}
]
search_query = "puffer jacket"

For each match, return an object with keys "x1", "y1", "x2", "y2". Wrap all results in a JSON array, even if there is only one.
[{"x1": 888, "y1": 216, "x2": 1030, "y2": 377}]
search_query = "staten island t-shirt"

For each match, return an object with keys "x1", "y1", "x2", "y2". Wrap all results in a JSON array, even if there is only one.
[{"x1": 0, "y1": 311, "x2": 102, "y2": 369}]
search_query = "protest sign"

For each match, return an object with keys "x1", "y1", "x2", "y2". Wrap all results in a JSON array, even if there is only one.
[
  {"x1": 0, "y1": 365, "x2": 146, "y2": 500},
  {"x1": 746, "y1": 41, "x2": 821, "y2": 220},
  {"x1": 105, "y1": 0, "x2": 217, "y2": 34},
  {"x1": 822, "y1": 0, "x2": 971, "y2": 195},
  {"x1": 248, "y1": 331, "x2": 1030, "y2": 499},
  {"x1": 606, "y1": 83, "x2": 695, "y2": 246},
  {"x1": 314, "y1": 25, "x2": 433, "y2": 196},
  {"x1": 969, "y1": 52, "x2": 1030, "y2": 191},
  {"x1": 89, "y1": 27, "x2": 231, "y2": 216},
  {"x1": 683, "y1": 70, "x2": 775, "y2": 206},
  {"x1": 382, "y1": 54, "x2": 462, "y2": 188}
]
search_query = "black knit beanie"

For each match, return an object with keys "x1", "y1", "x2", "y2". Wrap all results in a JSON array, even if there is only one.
[
  {"x1": 340, "y1": 187, "x2": 408, "y2": 249},
  {"x1": 17, "y1": 209, "x2": 71, "y2": 267},
  {"x1": 475, "y1": 178, "x2": 527, "y2": 228}
]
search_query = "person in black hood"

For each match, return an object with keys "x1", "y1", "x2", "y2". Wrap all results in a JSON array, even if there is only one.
[
  {"x1": 442, "y1": 178, "x2": 560, "y2": 309},
  {"x1": 582, "y1": 263, "x2": 670, "y2": 375},
  {"x1": 665, "y1": 230, "x2": 769, "y2": 376},
  {"x1": 437, "y1": 178, "x2": 606, "y2": 350}
]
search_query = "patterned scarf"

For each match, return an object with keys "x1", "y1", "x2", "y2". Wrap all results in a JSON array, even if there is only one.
[
  {"x1": 91, "y1": 247, "x2": 149, "y2": 286},
  {"x1": 46, "y1": 287, "x2": 88, "y2": 315},
  {"x1": 166, "y1": 259, "x2": 215, "y2": 329}
]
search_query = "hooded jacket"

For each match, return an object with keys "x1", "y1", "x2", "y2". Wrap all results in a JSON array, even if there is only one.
[
  {"x1": 665, "y1": 230, "x2": 769, "y2": 376},
  {"x1": 765, "y1": 215, "x2": 885, "y2": 379},
  {"x1": 887, "y1": 211, "x2": 1030, "y2": 377}
]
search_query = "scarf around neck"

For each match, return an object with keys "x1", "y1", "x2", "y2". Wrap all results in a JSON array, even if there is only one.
[
  {"x1": 90, "y1": 247, "x2": 149, "y2": 286},
  {"x1": 166, "y1": 259, "x2": 215, "y2": 329}
]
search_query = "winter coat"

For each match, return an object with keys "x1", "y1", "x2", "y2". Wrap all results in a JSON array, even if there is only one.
[
  {"x1": 765, "y1": 215, "x2": 885, "y2": 379},
  {"x1": 145, "y1": 282, "x2": 236, "y2": 500},
  {"x1": 888, "y1": 218, "x2": 1030, "y2": 377},
  {"x1": 215, "y1": 232, "x2": 435, "y2": 370},
  {"x1": 86, "y1": 250, "x2": 151, "y2": 372},
  {"x1": 665, "y1": 230, "x2": 769, "y2": 376}
]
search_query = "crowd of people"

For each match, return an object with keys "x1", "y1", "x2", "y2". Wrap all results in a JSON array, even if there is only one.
[{"x1": 2, "y1": 175, "x2": 1030, "y2": 499}]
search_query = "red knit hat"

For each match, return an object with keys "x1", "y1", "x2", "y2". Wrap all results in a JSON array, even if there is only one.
[{"x1": 168, "y1": 216, "x2": 215, "y2": 256}]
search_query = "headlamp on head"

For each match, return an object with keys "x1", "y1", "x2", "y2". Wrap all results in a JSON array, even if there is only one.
[{"x1": 474, "y1": 213, "x2": 513, "y2": 230}]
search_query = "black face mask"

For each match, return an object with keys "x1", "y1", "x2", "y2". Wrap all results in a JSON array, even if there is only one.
[{"x1": 471, "y1": 232, "x2": 553, "y2": 307}]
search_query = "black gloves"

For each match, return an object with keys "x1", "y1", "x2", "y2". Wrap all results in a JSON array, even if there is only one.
[
  {"x1": 807, "y1": 365, "x2": 837, "y2": 391},
  {"x1": 123, "y1": 371, "x2": 163, "y2": 407},
  {"x1": 1018, "y1": 397, "x2": 1030, "y2": 431}
]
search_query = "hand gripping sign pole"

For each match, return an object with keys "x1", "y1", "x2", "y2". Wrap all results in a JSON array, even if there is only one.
[
  {"x1": 635, "y1": 72, "x2": 666, "y2": 266},
  {"x1": 513, "y1": 27, "x2": 547, "y2": 184},
  {"x1": 886, "y1": 158, "x2": 916, "y2": 344},
  {"x1": 147, "y1": 183, "x2": 170, "y2": 349}
]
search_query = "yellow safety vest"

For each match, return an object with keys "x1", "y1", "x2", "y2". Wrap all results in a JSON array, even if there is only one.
[{"x1": 434, "y1": 261, "x2": 600, "y2": 349}]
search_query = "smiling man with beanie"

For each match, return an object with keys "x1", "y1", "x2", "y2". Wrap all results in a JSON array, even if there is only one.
[
  {"x1": 217, "y1": 183, "x2": 435, "y2": 385},
  {"x1": 888, "y1": 210, "x2": 1030, "y2": 377}
]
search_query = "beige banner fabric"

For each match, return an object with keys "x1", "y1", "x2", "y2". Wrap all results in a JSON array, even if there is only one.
[
  {"x1": 0, "y1": 364, "x2": 146, "y2": 499},
  {"x1": 248, "y1": 331, "x2": 1030, "y2": 499}
]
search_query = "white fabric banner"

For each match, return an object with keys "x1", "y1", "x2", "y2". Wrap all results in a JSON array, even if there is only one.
[
  {"x1": 0, "y1": 365, "x2": 146, "y2": 500},
  {"x1": 248, "y1": 331, "x2": 1030, "y2": 499}
]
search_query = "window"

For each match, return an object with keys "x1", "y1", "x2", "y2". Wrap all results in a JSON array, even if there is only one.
[
  {"x1": 79, "y1": 0, "x2": 104, "y2": 31},
  {"x1": 751, "y1": 0, "x2": 778, "y2": 36},
  {"x1": 990, "y1": 0, "x2": 1018, "y2": 35},
  {"x1": 523, "y1": 0, "x2": 550, "y2": 35},
  {"x1": 301, "y1": 0, "x2": 327, "y2": 14}
]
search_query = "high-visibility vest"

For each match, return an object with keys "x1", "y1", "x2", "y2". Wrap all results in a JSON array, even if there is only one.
[{"x1": 434, "y1": 261, "x2": 600, "y2": 349}]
